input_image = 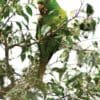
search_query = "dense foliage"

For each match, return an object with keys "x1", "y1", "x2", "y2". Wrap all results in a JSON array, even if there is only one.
[{"x1": 0, "y1": 0, "x2": 100, "y2": 99}]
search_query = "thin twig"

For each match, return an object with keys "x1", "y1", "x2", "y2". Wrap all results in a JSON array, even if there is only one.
[
  {"x1": 2, "y1": 13, "x2": 15, "y2": 28},
  {"x1": 14, "y1": 72, "x2": 22, "y2": 77},
  {"x1": 67, "y1": 0, "x2": 84, "y2": 23},
  {"x1": 9, "y1": 41, "x2": 38, "y2": 49}
]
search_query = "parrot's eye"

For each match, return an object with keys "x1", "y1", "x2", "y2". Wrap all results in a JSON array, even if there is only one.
[{"x1": 59, "y1": 16, "x2": 62, "y2": 19}]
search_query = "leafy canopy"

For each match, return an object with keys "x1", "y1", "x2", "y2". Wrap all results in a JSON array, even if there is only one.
[{"x1": 0, "y1": 0, "x2": 99, "y2": 100}]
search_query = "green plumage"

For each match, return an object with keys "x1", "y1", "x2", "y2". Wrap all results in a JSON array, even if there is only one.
[
  {"x1": 36, "y1": 0, "x2": 67, "y2": 61},
  {"x1": 36, "y1": 0, "x2": 67, "y2": 38},
  {"x1": 41, "y1": 0, "x2": 66, "y2": 27}
]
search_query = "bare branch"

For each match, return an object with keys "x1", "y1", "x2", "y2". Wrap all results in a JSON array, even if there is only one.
[
  {"x1": 67, "y1": 0, "x2": 84, "y2": 23},
  {"x1": 9, "y1": 41, "x2": 38, "y2": 49},
  {"x1": 14, "y1": 72, "x2": 22, "y2": 77}
]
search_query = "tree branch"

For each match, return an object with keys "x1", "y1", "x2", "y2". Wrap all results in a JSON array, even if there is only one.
[
  {"x1": 2, "y1": 12, "x2": 15, "y2": 28},
  {"x1": 9, "y1": 41, "x2": 38, "y2": 49},
  {"x1": 67, "y1": 0, "x2": 84, "y2": 23}
]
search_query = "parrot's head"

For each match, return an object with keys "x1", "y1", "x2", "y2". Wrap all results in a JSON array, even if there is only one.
[
  {"x1": 37, "y1": 0, "x2": 60, "y2": 11},
  {"x1": 37, "y1": 0, "x2": 48, "y2": 15}
]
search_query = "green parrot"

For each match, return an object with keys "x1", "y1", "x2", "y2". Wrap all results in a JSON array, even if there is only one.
[
  {"x1": 36, "y1": 0, "x2": 67, "y2": 79},
  {"x1": 36, "y1": 0, "x2": 67, "y2": 38}
]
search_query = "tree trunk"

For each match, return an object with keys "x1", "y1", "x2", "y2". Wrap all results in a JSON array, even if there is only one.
[{"x1": 38, "y1": 58, "x2": 48, "y2": 80}]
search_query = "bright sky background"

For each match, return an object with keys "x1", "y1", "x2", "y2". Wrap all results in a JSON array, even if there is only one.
[{"x1": 1, "y1": 0, "x2": 100, "y2": 76}]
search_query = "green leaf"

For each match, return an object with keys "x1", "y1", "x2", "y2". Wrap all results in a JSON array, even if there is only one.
[
  {"x1": 80, "y1": 18, "x2": 96, "y2": 31},
  {"x1": 21, "y1": 53, "x2": 26, "y2": 61},
  {"x1": 96, "y1": 58, "x2": 100, "y2": 64},
  {"x1": 93, "y1": 41, "x2": 98, "y2": 48},
  {"x1": 91, "y1": 19, "x2": 96, "y2": 31},
  {"x1": 15, "y1": 4, "x2": 23, "y2": 15},
  {"x1": 3, "y1": 8, "x2": 10, "y2": 18},
  {"x1": 0, "y1": 0, "x2": 6, "y2": 4},
  {"x1": 60, "y1": 49, "x2": 69, "y2": 62},
  {"x1": 28, "y1": 55, "x2": 34, "y2": 62},
  {"x1": 16, "y1": 22, "x2": 22, "y2": 30},
  {"x1": 26, "y1": 5, "x2": 32, "y2": 16},
  {"x1": 22, "y1": 11, "x2": 29, "y2": 23},
  {"x1": 26, "y1": 91, "x2": 37, "y2": 100},
  {"x1": 41, "y1": 25, "x2": 51, "y2": 36},
  {"x1": 66, "y1": 73, "x2": 82, "y2": 85},
  {"x1": 22, "y1": 22, "x2": 29, "y2": 30},
  {"x1": 86, "y1": 3, "x2": 94, "y2": 16},
  {"x1": 4, "y1": 25, "x2": 12, "y2": 37}
]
